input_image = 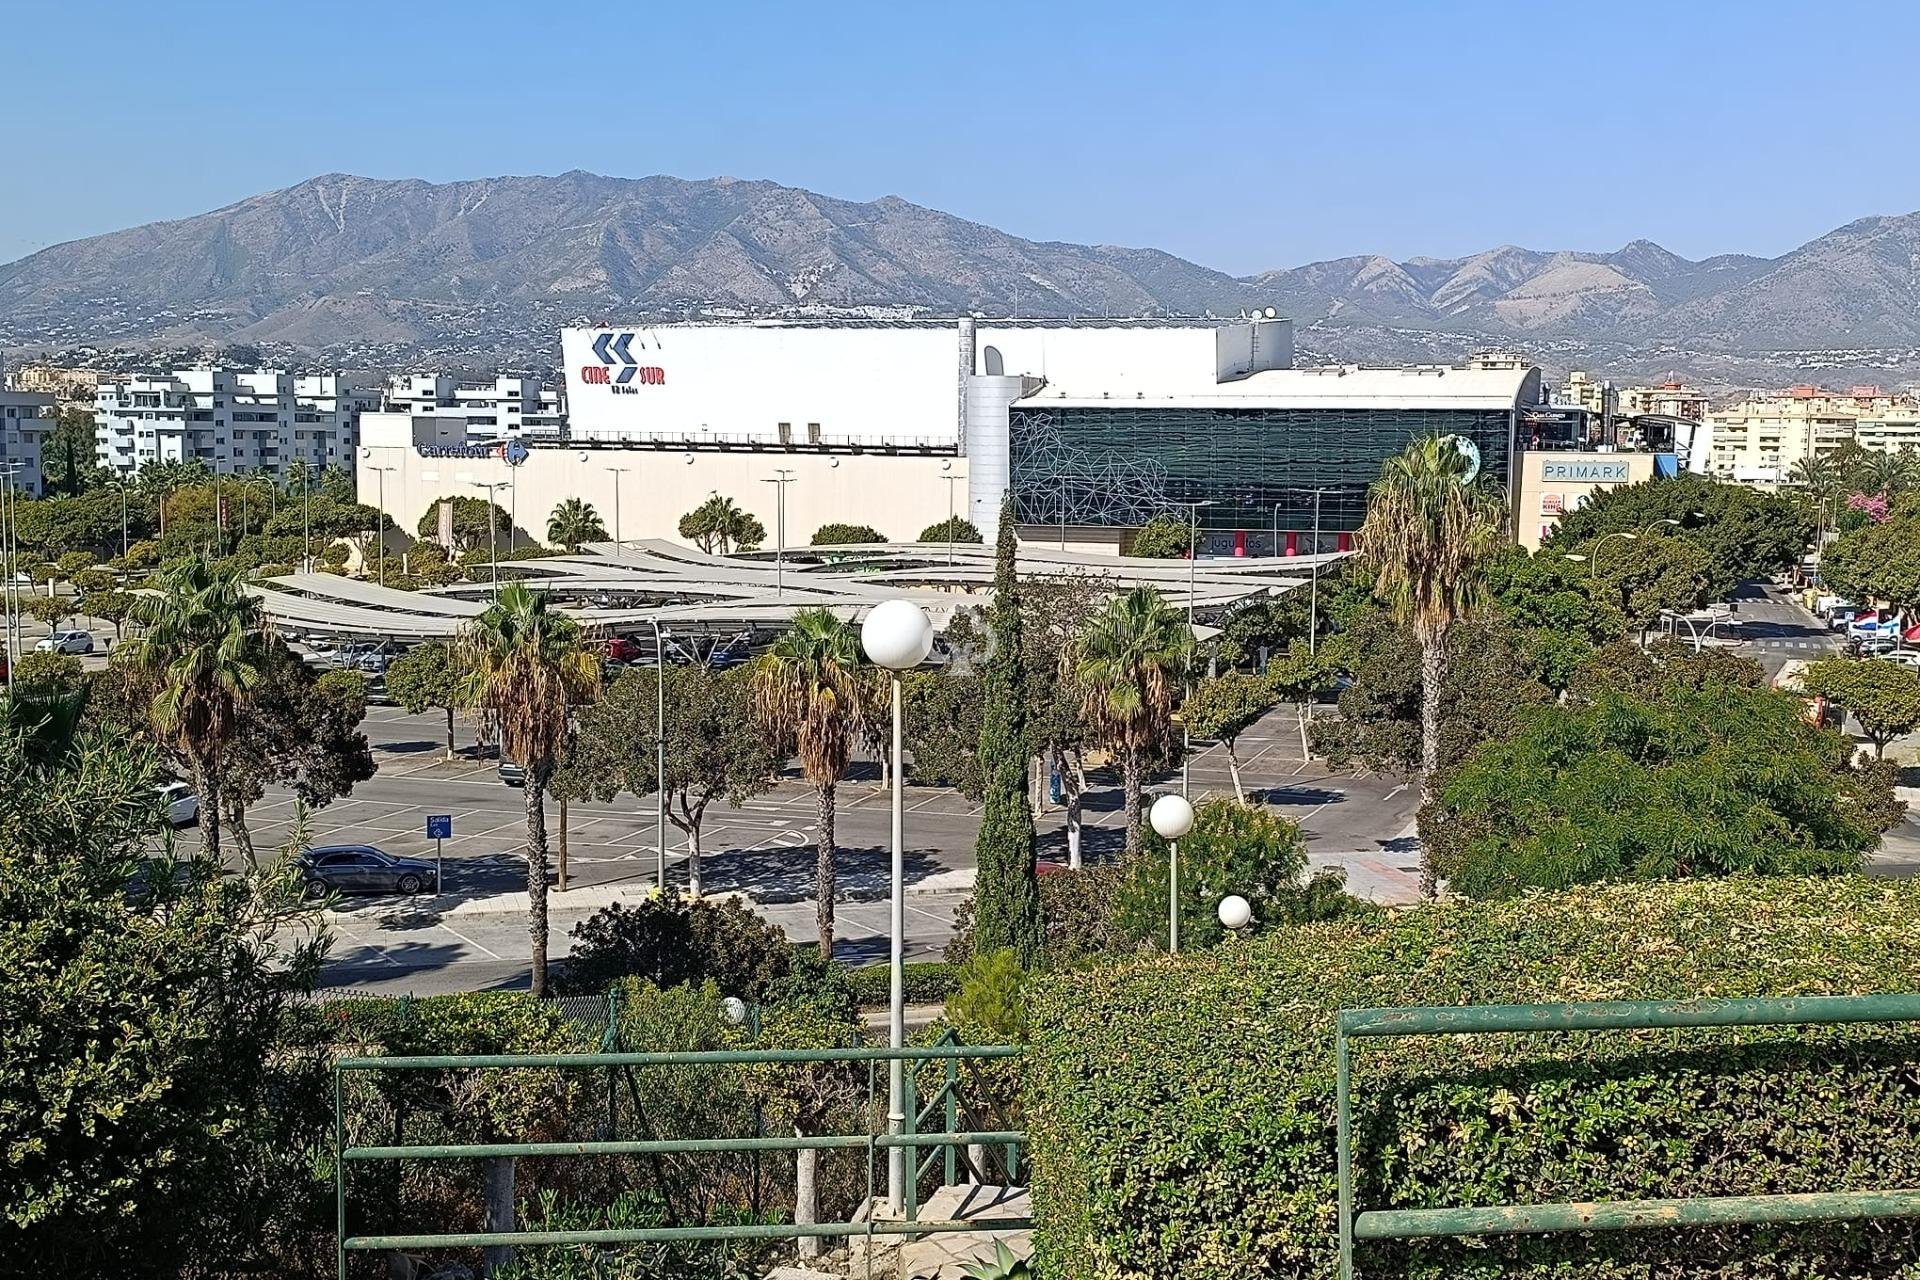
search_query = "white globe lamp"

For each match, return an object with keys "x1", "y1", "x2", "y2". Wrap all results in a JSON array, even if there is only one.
[
  {"x1": 1150, "y1": 793, "x2": 1195, "y2": 840},
  {"x1": 1218, "y1": 894, "x2": 1252, "y2": 931},
  {"x1": 720, "y1": 996, "x2": 748, "y2": 1026},
  {"x1": 862, "y1": 599, "x2": 933, "y2": 671}
]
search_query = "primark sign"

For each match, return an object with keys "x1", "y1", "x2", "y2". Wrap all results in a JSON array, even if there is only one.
[{"x1": 1540, "y1": 458, "x2": 1630, "y2": 483}]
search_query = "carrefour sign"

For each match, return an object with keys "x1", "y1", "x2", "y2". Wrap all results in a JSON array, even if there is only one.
[{"x1": 1541, "y1": 459, "x2": 1630, "y2": 483}]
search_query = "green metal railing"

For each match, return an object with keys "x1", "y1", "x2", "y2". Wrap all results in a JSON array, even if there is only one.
[
  {"x1": 1335, "y1": 992, "x2": 1920, "y2": 1279},
  {"x1": 333, "y1": 1040, "x2": 1025, "y2": 1277}
]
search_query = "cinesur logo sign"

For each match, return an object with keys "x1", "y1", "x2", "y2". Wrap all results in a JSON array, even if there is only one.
[{"x1": 587, "y1": 332, "x2": 665, "y2": 394}]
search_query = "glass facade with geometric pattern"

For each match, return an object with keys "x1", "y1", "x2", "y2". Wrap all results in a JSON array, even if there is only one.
[{"x1": 1009, "y1": 404, "x2": 1514, "y2": 554}]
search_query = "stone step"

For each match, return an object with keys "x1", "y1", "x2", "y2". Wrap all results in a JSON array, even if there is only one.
[{"x1": 902, "y1": 1185, "x2": 1031, "y2": 1280}]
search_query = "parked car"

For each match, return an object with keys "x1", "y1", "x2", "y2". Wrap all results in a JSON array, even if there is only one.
[
  {"x1": 1877, "y1": 650, "x2": 1920, "y2": 670},
  {"x1": 497, "y1": 759, "x2": 527, "y2": 787},
  {"x1": 1829, "y1": 610, "x2": 1861, "y2": 631},
  {"x1": 155, "y1": 781, "x2": 199, "y2": 826},
  {"x1": 299, "y1": 844, "x2": 435, "y2": 898},
  {"x1": 35, "y1": 629, "x2": 94, "y2": 655},
  {"x1": 1853, "y1": 636, "x2": 1899, "y2": 658}
]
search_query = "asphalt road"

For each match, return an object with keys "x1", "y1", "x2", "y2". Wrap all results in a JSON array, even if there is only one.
[
  {"x1": 1721, "y1": 580, "x2": 1844, "y2": 677},
  {"x1": 246, "y1": 701, "x2": 1420, "y2": 995}
]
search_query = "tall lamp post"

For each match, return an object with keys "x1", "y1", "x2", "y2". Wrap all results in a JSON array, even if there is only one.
[
  {"x1": 1563, "y1": 529, "x2": 1639, "y2": 580},
  {"x1": 762, "y1": 469, "x2": 794, "y2": 597},
  {"x1": 0, "y1": 461, "x2": 21, "y2": 684},
  {"x1": 1150, "y1": 793, "x2": 1195, "y2": 953},
  {"x1": 372, "y1": 465, "x2": 396, "y2": 584},
  {"x1": 861, "y1": 597, "x2": 935, "y2": 1215},
  {"x1": 470, "y1": 480, "x2": 512, "y2": 598},
  {"x1": 649, "y1": 617, "x2": 669, "y2": 891},
  {"x1": 941, "y1": 474, "x2": 964, "y2": 566},
  {"x1": 608, "y1": 466, "x2": 631, "y2": 553},
  {"x1": 1176, "y1": 499, "x2": 1215, "y2": 797}
]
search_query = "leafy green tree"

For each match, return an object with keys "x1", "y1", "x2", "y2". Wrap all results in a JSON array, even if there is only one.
[
  {"x1": 39, "y1": 405, "x2": 97, "y2": 496},
  {"x1": 460, "y1": 584, "x2": 600, "y2": 995},
  {"x1": 1432, "y1": 677, "x2": 1897, "y2": 897},
  {"x1": 559, "y1": 665, "x2": 778, "y2": 896},
  {"x1": 209, "y1": 653, "x2": 375, "y2": 864},
  {"x1": 1589, "y1": 530, "x2": 1711, "y2": 636},
  {"x1": 1313, "y1": 611, "x2": 1551, "y2": 779},
  {"x1": 1126, "y1": 514, "x2": 1192, "y2": 558},
  {"x1": 1819, "y1": 511, "x2": 1920, "y2": 609},
  {"x1": 969, "y1": 500, "x2": 1042, "y2": 965},
  {"x1": 415, "y1": 494, "x2": 508, "y2": 553},
  {"x1": 1355, "y1": 436, "x2": 1506, "y2": 896},
  {"x1": 1803, "y1": 656, "x2": 1920, "y2": 758},
  {"x1": 918, "y1": 516, "x2": 983, "y2": 544},
  {"x1": 1114, "y1": 797, "x2": 1368, "y2": 951},
  {"x1": 752, "y1": 608, "x2": 867, "y2": 953},
  {"x1": 1023, "y1": 575, "x2": 1107, "y2": 865},
  {"x1": 1545, "y1": 472, "x2": 1812, "y2": 598},
  {"x1": 903, "y1": 667, "x2": 985, "y2": 795},
  {"x1": 1073, "y1": 585, "x2": 1190, "y2": 857},
  {"x1": 558, "y1": 891, "x2": 794, "y2": 997},
  {"x1": 1216, "y1": 594, "x2": 1310, "y2": 670},
  {"x1": 22, "y1": 593, "x2": 68, "y2": 628},
  {"x1": 125, "y1": 554, "x2": 270, "y2": 862},
  {"x1": 1, "y1": 724, "x2": 330, "y2": 1276},
  {"x1": 384, "y1": 641, "x2": 467, "y2": 757},
  {"x1": 810, "y1": 522, "x2": 885, "y2": 546},
  {"x1": 1480, "y1": 546, "x2": 1624, "y2": 691},
  {"x1": 546, "y1": 497, "x2": 607, "y2": 551},
  {"x1": 1180, "y1": 671, "x2": 1280, "y2": 803},
  {"x1": 678, "y1": 492, "x2": 765, "y2": 554}
]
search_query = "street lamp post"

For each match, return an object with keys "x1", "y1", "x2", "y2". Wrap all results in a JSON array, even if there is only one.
[
  {"x1": 860, "y1": 598, "x2": 935, "y2": 1215},
  {"x1": 1177, "y1": 500, "x2": 1216, "y2": 798},
  {"x1": 470, "y1": 480, "x2": 512, "y2": 598},
  {"x1": 1150, "y1": 794, "x2": 1195, "y2": 953},
  {"x1": 941, "y1": 474, "x2": 963, "y2": 566},
  {"x1": 0, "y1": 463, "x2": 21, "y2": 684},
  {"x1": 373, "y1": 466, "x2": 396, "y2": 584},
  {"x1": 650, "y1": 617, "x2": 668, "y2": 891},
  {"x1": 762, "y1": 470, "x2": 794, "y2": 598},
  {"x1": 608, "y1": 466, "x2": 631, "y2": 553},
  {"x1": 1564, "y1": 529, "x2": 1640, "y2": 580}
]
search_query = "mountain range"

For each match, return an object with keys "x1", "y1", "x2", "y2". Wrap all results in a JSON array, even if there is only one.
[{"x1": 5, "y1": 170, "x2": 1920, "y2": 385}]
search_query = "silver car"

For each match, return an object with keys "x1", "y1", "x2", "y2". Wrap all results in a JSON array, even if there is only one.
[{"x1": 36, "y1": 629, "x2": 94, "y2": 655}]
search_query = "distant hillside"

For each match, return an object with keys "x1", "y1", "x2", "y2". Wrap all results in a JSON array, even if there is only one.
[{"x1": 5, "y1": 171, "x2": 1920, "y2": 384}]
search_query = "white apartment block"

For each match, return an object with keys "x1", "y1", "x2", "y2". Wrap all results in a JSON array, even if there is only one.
[
  {"x1": 94, "y1": 369, "x2": 378, "y2": 479},
  {"x1": 0, "y1": 390, "x2": 54, "y2": 496},
  {"x1": 1702, "y1": 385, "x2": 1920, "y2": 485},
  {"x1": 384, "y1": 374, "x2": 565, "y2": 440}
]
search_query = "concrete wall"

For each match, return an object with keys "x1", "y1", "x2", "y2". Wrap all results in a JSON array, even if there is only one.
[{"x1": 357, "y1": 440, "x2": 970, "y2": 550}]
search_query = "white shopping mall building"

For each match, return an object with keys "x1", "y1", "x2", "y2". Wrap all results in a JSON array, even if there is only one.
[{"x1": 359, "y1": 316, "x2": 1560, "y2": 554}]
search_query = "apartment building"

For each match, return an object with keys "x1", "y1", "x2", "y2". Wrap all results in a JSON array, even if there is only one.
[
  {"x1": 1619, "y1": 379, "x2": 1709, "y2": 421},
  {"x1": 1560, "y1": 370, "x2": 1615, "y2": 420},
  {"x1": 384, "y1": 374, "x2": 565, "y2": 439},
  {"x1": 1702, "y1": 385, "x2": 1920, "y2": 485},
  {"x1": 0, "y1": 390, "x2": 53, "y2": 495},
  {"x1": 94, "y1": 369, "x2": 378, "y2": 479}
]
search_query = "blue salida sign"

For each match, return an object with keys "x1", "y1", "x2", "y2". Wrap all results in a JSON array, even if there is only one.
[{"x1": 426, "y1": 815, "x2": 453, "y2": 840}]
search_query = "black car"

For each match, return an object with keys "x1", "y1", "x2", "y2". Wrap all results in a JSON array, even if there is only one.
[
  {"x1": 498, "y1": 759, "x2": 527, "y2": 787},
  {"x1": 300, "y1": 844, "x2": 435, "y2": 898}
]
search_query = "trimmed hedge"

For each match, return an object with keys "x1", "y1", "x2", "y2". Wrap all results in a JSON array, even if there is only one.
[
  {"x1": 844, "y1": 961, "x2": 956, "y2": 1008},
  {"x1": 1025, "y1": 876, "x2": 1920, "y2": 1278}
]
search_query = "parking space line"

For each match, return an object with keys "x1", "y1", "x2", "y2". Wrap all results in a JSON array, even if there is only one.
[{"x1": 437, "y1": 922, "x2": 503, "y2": 960}]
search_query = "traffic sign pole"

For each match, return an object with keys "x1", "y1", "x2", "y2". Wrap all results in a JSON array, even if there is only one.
[{"x1": 425, "y1": 815, "x2": 453, "y2": 894}]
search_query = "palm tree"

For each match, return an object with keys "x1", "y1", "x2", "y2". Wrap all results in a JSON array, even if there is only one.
[
  {"x1": 1865, "y1": 448, "x2": 1918, "y2": 500},
  {"x1": 1071, "y1": 585, "x2": 1191, "y2": 858},
  {"x1": 1792, "y1": 456, "x2": 1843, "y2": 536},
  {"x1": 1356, "y1": 435, "x2": 1506, "y2": 898},
  {"x1": 460, "y1": 582, "x2": 600, "y2": 996},
  {"x1": 127, "y1": 554, "x2": 270, "y2": 864},
  {"x1": 547, "y1": 498, "x2": 608, "y2": 552},
  {"x1": 752, "y1": 608, "x2": 866, "y2": 954}
]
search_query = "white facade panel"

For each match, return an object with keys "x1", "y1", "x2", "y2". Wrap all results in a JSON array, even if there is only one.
[{"x1": 563, "y1": 325, "x2": 962, "y2": 447}]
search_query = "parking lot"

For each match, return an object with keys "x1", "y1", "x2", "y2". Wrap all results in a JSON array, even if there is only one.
[{"x1": 249, "y1": 699, "x2": 1421, "y2": 994}]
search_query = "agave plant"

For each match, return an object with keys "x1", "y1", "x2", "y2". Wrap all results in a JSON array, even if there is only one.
[{"x1": 961, "y1": 1240, "x2": 1032, "y2": 1280}]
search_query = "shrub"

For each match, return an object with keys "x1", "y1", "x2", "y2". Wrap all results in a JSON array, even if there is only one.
[
  {"x1": 558, "y1": 891, "x2": 794, "y2": 998},
  {"x1": 1026, "y1": 876, "x2": 1920, "y2": 1279},
  {"x1": 950, "y1": 948, "x2": 1029, "y2": 1042},
  {"x1": 12, "y1": 650, "x2": 84, "y2": 693},
  {"x1": 949, "y1": 867, "x2": 1131, "y2": 969},
  {"x1": 919, "y1": 516, "x2": 984, "y2": 544},
  {"x1": 1114, "y1": 796, "x2": 1371, "y2": 951},
  {"x1": 1126, "y1": 514, "x2": 1191, "y2": 558},
  {"x1": 842, "y1": 961, "x2": 957, "y2": 1007},
  {"x1": 810, "y1": 522, "x2": 885, "y2": 546}
]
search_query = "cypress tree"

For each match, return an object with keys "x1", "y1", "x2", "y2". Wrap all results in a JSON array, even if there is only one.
[{"x1": 969, "y1": 495, "x2": 1043, "y2": 964}]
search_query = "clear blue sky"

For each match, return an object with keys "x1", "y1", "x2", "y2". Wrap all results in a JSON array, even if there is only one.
[{"x1": 7, "y1": 0, "x2": 1918, "y2": 273}]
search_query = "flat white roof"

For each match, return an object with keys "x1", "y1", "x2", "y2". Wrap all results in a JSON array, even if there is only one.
[{"x1": 1018, "y1": 364, "x2": 1535, "y2": 412}]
